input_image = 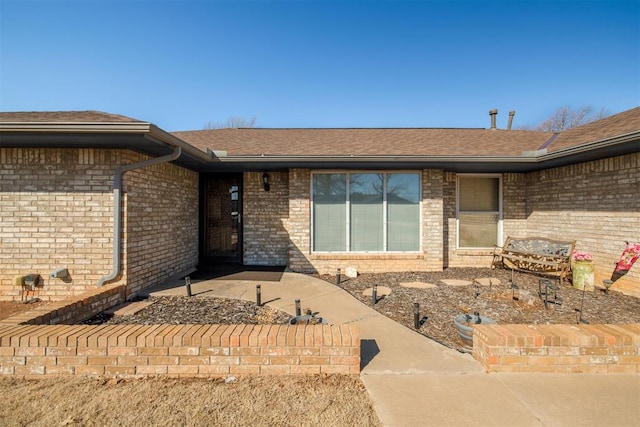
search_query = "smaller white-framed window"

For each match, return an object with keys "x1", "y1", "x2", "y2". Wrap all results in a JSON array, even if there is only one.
[{"x1": 456, "y1": 174, "x2": 502, "y2": 248}]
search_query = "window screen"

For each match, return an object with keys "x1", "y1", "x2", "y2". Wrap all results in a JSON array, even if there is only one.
[{"x1": 458, "y1": 176, "x2": 500, "y2": 248}]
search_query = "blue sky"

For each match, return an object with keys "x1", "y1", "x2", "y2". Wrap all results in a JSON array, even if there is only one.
[{"x1": 1, "y1": 0, "x2": 638, "y2": 131}]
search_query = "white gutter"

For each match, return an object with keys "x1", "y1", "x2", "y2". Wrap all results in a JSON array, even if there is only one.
[{"x1": 97, "y1": 147, "x2": 182, "y2": 286}]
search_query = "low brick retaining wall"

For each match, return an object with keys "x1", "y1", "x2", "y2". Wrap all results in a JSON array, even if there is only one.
[
  {"x1": 0, "y1": 284, "x2": 126, "y2": 326},
  {"x1": 473, "y1": 324, "x2": 640, "y2": 373},
  {"x1": 0, "y1": 324, "x2": 360, "y2": 377},
  {"x1": 0, "y1": 285, "x2": 360, "y2": 378}
]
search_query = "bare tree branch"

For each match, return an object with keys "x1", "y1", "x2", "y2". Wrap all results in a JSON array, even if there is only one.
[
  {"x1": 519, "y1": 106, "x2": 610, "y2": 132},
  {"x1": 203, "y1": 116, "x2": 257, "y2": 129}
]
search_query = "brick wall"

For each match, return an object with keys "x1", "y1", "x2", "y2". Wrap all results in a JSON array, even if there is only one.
[
  {"x1": 422, "y1": 169, "x2": 445, "y2": 271},
  {"x1": 0, "y1": 148, "x2": 198, "y2": 301},
  {"x1": 287, "y1": 169, "x2": 314, "y2": 272},
  {"x1": 124, "y1": 154, "x2": 199, "y2": 295},
  {"x1": 473, "y1": 323, "x2": 640, "y2": 373},
  {"x1": 0, "y1": 323, "x2": 360, "y2": 378},
  {"x1": 441, "y1": 155, "x2": 639, "y2": 298},
  {"x1": 502, "y1": 172, "x2": 528, "y2": 238},
  {"x1": 243, "y1": 171, "x2": 289, "y2": 266},
  {"x1": 1, "y1": 148, "x2": 119, "y2": 301},
  {"x1": 525, "y1": 153, "x2": 639, "y2": 296}
]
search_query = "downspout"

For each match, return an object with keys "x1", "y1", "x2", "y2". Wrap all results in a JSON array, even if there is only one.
[{"x1": 97, "y1": 147, "x2": 182, "y2": 286}]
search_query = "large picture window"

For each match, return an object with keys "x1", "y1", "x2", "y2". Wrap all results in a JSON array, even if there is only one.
[
  {"x1": 457, "y1": 175, "x2": 501, "y2": 248},
  {"x1": 312, "y1": 172, "x2": 420, "y2": 252}
]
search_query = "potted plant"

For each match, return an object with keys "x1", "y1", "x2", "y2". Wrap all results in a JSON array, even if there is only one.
[{"x1": 572, "y1": 251, "x2": 595, "y2": 291}]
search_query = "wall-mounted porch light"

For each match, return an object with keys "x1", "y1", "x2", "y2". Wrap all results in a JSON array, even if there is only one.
[{"x1": 262, "y1": 172, "x2": 270, "y2": 191}]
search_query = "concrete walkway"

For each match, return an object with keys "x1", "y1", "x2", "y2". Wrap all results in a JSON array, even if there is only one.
[{"x1": 148, "y1": 272, "x2": 640, "y2": 427}]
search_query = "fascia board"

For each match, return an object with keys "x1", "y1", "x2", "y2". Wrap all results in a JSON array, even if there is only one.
[
  {"x1": 535, "y1": 131, "x2": 640, "y2": 162},
  {"x1": 0, "y1": 122, "x2": 152, "y2": 133},
  {"x1": 0, "y1": 121, "x2": 212, "y2": 166},
  {"x1": 209, "y1": 155, "x2": 538, "y2": 164}
]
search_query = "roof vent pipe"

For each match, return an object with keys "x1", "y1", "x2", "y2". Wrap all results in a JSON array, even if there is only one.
[
  {"x1": 507, "y1": 110, "x2": 516, "y2": 130},
  {"x1": 489, "y1": 109, "x2": 498, "y2": 130}
]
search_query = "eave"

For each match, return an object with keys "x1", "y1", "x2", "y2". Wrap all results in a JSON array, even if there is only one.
[
  {"x1": 203, "y1": 131, "x2": 640, "y2": 173},
  {"x1": 0, "y1": 122, "x2": 212, "y2": 169},
  {"x1": 2, "y1": 122, "x2": 638, "y2": 174}
]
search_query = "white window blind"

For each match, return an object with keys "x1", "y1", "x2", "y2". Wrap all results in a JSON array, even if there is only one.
[
  {"x1": 458, "y1": 176, "x2": 500, "y2": 248},
  {"x1": 312, "y1": 172, "x2": 420, "y2": 252}
]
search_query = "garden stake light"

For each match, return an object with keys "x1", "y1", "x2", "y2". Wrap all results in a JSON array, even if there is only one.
[
  {"x1": 295, "y1": 298, "x2": 301, "y2": 316},
  {"x1": 511, "y1": 282, "x2": 519, "y2": 301},
  {"x1": 256, "y1": 284, "x2": 261, "y2": 307},
  {"x1": 603, "y1": 279, "x2": 613, "y2": 295},
  {"x1": 414, "y1": 303, "x2": 420, "y2": 329},
  {"x1": 372, "y1": 284, "x2": 377, "y2": 305},
  {"x1": 336, "y1": 268, "x2": 341, "y2": 286},
  {"x1": 185, "y1": 276, "x2": 192, "y2": 297},
  {"x1": 576, "y1": 286, "x2": 589, "y2": 324}
]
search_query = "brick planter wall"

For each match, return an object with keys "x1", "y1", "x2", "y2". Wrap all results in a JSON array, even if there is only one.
[
  {"x1": 0, "y1": 324, "x2": 360, "y2": 378},
  {"x1": 0, "y1": 285, "x2": 360, "y2": 378},
  {"x1": 0, "y1": 284, "x2": 126, "y2": 326},
  {"x1": 473, "y1": 324, "x2": 640, "y2": 373}
]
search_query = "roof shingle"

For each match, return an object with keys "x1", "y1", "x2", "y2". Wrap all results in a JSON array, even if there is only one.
[
  {"x1": 547, "y1": 106, "x2": 640, "y2": 152},
  {"x1": 172, "y1": 128, "x2": 553, "y2": 157},
  {"x1": 0, "y1": 111, "x2": 144, "y2": 123}
]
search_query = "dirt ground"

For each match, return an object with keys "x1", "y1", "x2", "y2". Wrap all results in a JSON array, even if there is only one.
[
  {"x1": 0, "y1": 375, "x2": 380, "y2": 427},
  {"x1": 0, "y1": 300, "x2": 47, "y2": 321}
]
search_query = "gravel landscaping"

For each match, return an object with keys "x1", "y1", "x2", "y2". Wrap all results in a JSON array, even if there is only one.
[
  {"x1": 76, "y1": 267, "x2": 640, "y2": 353},
  {"x1": 327, "y1": 267, "x2": 640, "y2": 352}
]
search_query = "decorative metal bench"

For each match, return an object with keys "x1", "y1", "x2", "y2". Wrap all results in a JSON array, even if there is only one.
[{"x1": 491, "y1": 236, "x2": 576, "y2": 286}]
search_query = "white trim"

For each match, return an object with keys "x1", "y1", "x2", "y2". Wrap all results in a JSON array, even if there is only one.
[
  {"x1": 383, "y1": 174, "x2": 388, "y2": 251},
  {"x1": 456, "y1": 173, "x2": 503, "y2": 249}
]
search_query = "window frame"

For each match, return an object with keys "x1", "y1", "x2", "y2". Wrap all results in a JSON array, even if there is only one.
[
  {"x1": 310, "y1": 170, "x2": 422, "y2": 254},
  {"x1": 456, "y1": 174, "x2": 503, "y2": 249}
]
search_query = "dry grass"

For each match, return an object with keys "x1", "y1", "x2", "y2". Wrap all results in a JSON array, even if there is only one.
[
  {"x1": 0, "y1": 375, "x2": 380, "y2": 427},
  {"x1": 0, "y1": 302, "x2": 380, "y2": 426}
]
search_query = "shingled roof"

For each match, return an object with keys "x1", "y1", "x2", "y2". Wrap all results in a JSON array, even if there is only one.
[
  {"x1": 2, "y1": 107, "x2": 638, "y2": 171},
  {"x1": 548, "y1": 106, "x2": 640, "y2": 152},
  {"x1": 173, "y1": 128, "x2": 552, "y2": 157},
  {"x1": 0, "y1": 111, "x2": 143, "y2": 123},
  {"x1": 173, "y1": 107, "x2": 640, "y2": 158}
]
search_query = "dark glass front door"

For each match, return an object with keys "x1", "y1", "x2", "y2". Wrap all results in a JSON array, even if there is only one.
[{"x1": 202, "y1": 174, "x2": 242, "y2": 264}]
